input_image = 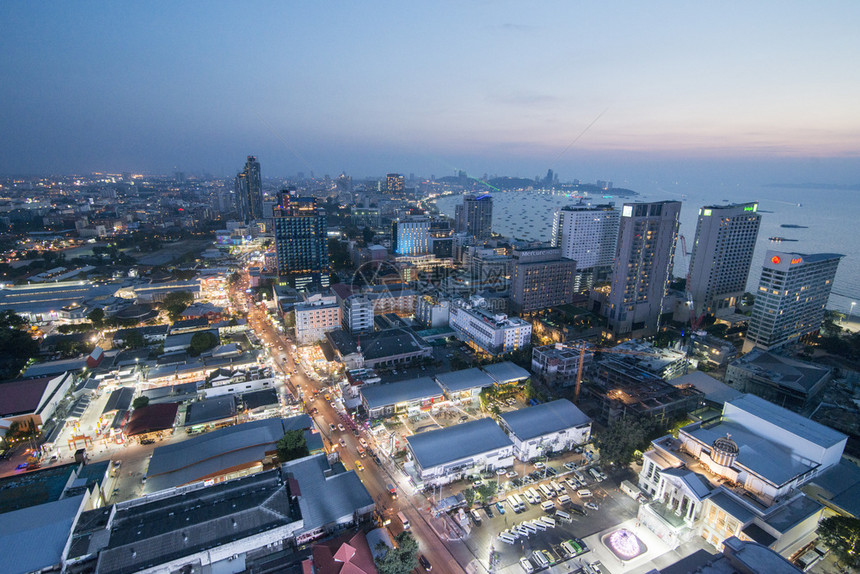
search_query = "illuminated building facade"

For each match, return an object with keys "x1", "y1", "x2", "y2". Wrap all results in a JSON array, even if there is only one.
[
  {"x1": 688, "y1": 202, "x2": 761, "y2": 317},
  {"x1": 551, "y1": 202, "x2": 619, "y2": 291},
  {"x1": 235, "y1": 155, "x2": 263, "y2": 222},
  {"x1": 273, "y1": 189, "x2": 330, "y2": 291},
  {"x1": 606, "y1": 201, "x2": 681, "y2": 338},
  {"x1": 386, "y1": 173, "x2": 405, "y2": 193},
  {"x1": 743, "y1": 251, "x2": 842, "y2": 352},
  {"x1": 455, "y1": 193, "x2": 493, "y2": 239},
  {"x1": 392, "y1": 216, "x2": 431, "y2": 256}
]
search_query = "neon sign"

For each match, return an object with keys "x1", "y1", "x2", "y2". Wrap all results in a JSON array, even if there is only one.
[
  {"x1": 791, "y1": 257, "x2": 803, "y2": 264},
  {"x1": 771, "y1": 256, "x2": 781, "y2": 264}
]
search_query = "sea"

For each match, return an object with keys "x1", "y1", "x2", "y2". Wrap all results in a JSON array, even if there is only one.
[{"x1": 433, "y1": 184, "x2": 859, "y2": 315}]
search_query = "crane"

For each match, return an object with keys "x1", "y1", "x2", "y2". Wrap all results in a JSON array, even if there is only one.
[
  {"x1": 678, "y1": 234, "x2": 706, "y2": 331},
  {"x1": 570, "y1": 342, "x2": 663, "y2": 404}
]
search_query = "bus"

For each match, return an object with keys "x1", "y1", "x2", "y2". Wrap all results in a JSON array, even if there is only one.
[{"x1": 398, "y1": 511, "x2": 410, "y2": 530}]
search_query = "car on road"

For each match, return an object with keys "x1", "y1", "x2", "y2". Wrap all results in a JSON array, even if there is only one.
[
  {"x1": 324, "y1": 393, "x2": 331, "y2": 401},
  {"x1": 330, "y1": 402, "x2": 337, "y2": 409},
  {"x1": 418, "y1": 554, "x2": 432, "y2": 571},
  {"x1": 140, "y1": 438, "x2": 155, "y2": 445},
  {"x1": 338, "y1": 424, "x2": 345, "y2": 432},
  {"x1": 359, "y1": 438, "x2": 368, "y2": 448},
  {"x1": 585, "y1": 502, "x2": 599, "y2": 511},
  {"x1": 387, "y1": 483, "x2": 397, "y2": 497},
  {"x1": 329, "y1": 423, "x2": 336, "y2": 432},
  {"x1": 339, "y1": 438, "x2": 346, "y2": 447},
  {"x1": 354, "y1": 461, "x2": 364, "y2": 471}
]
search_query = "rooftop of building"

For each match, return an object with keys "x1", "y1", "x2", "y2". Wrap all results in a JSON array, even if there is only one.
[
  {"x1": 359, "y1": 329, "x2": 430, "y2": 361},
  {"x1": 803, "y1": 458, "x2": 860, "y2": 517},
  {"x1": 0, "y1": 375, "x2": 55, "y2": 417},
  {"x1": 282, "y1": 454, "x2": 374, "y2": 532},
  {"x1": 360, "y1": 377, "x2": 442, "y2": 409},
  {"x1": 499, "y1": 399, "x2": 591, "y2": 440},
  {"x1": 0, "y1": 494, "x2": 87, "y2": 574},
  {"x1": 22, "y1": 356, "x2": 88, "y2": 379},
  {"x1": 0, "y1": 461, "x2": 108, "y2": 514},
  {"x1": 672, "y1": 371, "x2": 743, "y2": 406},
  {"x1": 241, "y1": 388, "x2": 280, "y2": 411},
  {"x1": 145, "y1": 351, "x2": 260, "y2": 381},
  {"x1": 92, "y1": 469, "x2": 299, "y2": 574},
  {"x1": 762, "y1": 493, "x2": 823, "y2": 534},
  {"x1": 407, "y1": 418, "x2": 513, "y2": 470},
  {"x1": 726, "y1": 393, "x2": 846, "y2": 449},
  {"x1": 124, "y1": 402, "x2": 179, "y2": 436},
  {"x1": 482, "y1": 361, "x2": 531, "y2": 384},
  {"x1": 684, "y1": 420, "x2": 817, "y2": 487},
  {"x1": 102, "y1": 386, "x2": 134, "y2": 414},
  {"x1": 310, "y1": 529, "x2": 378, "y2": 574},
  {"x1": 435, "y1": 367, "x2": 496, "y2": 393},
  {"x1": 184, "y1": 396, "x2": 236, "y2": 426},
  {"x1": 728, "y1": 350, "x2": 831, "y2": 394},
  {"x1": 144, "y1": 416, "x2": 310, "y2": 494}
]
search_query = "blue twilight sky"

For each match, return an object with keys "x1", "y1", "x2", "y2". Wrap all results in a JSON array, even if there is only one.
[{"x1": 2, "y1": 1, "x2": 860, "y2": 185}]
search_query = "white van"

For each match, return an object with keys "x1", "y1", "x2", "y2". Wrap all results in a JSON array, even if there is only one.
[
  {"x1": 558, "y1": 494, "x2": 571, "y2": 506},
  {"x1": 519, "y1": 557, "x2": 534, "y2": 573},
  {"x1": 551, "y1": 480, "x2": 564, "y2": 494},
  {"x1": 498, "y1": 532, "x2": 516, "y2": 544},
  {"x1": 531, "y1": 518, "x2": 547, "y2": 531},
  {"x1": 589, "y1": 467, "x2": 602, "y2": 481},
  {"x1": 574, "y1": 470, "x2": 587, "y2": 484},
  {"x1": 541, "y1": 500, "x2": 556, "y2": 512},
  {"x1": 527, "y1": 487, "x2": 541, "y2": 502},
  {"x1": 522, "y1": 521, "x2": 537, "y2": 533},
  {"x1": 555, "y1": 510, "x2": 572, "y2": 523},
  {"x1": 531, "y1": 550, "x2": 549, "y2": 569},
  {"x1": 577, "y1": 489, "x2": 593, "y2": 498},
  {"x1": 539, "y1": 483, "x2": 554, "y2": 499},
  {"x1": 561, "y1": 540, "x2": 578, "y2": 557},
  {"x1": 540, "y1": 516, "x2": 556, "y2": 528}
]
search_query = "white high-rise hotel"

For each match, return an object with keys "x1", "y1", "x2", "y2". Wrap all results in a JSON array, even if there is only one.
[
  {"x1": 687, "y1": 202, "x2": 762, "y2": 318},
  {"x1": 743, "y1": 251, "x2": 842, "y2": 352},
  {"x1": 551, "y1": 203, "x2": 619, "y2": 291}
]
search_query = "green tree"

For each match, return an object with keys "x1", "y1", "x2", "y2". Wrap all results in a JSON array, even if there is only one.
[
  {"x1": 276, "y1": 430, "x2": 309, "y2": 462},
  {"x1": 594, "y1": 415, "x2": 658, "y2": 467},
  {"x1": 132, "y1": 396, "x2": 150, "y2": 409},
  {"x1": 0, "y1": 311, "x2": 39, "y2": 381},
  {"x1": 375, "y1": 531, "x2": 418, "y2": 574},
  {"x1": 87, "y1": 307, "x2": 105, "y2": 328},
  {"x1": 463, "y1": 487, "x2": 476, "y2": 507},
  {"x1": 162, "y1": 291, "x2": 194, "y2": 321},
  {"x1": 475, "y1": 482, "x2": 497, "y2": 501},
  {"x1": 123, "y1": 330, "x2": 146, "y2": 349},
  {"x1": 818, "y1": 515, "x2": 860, "y2": 569},
  {"x1": 188, "y1": 331, "x2": 218, "y2": 356}
]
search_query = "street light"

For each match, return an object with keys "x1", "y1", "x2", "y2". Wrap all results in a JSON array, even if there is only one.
[{"x1": 850, "y1": 302, "x2": 856, "y2": 325}]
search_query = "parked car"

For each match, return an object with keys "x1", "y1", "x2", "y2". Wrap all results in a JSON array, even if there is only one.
[
  {"x1": 354, "y1": 461, "x2": 364, "y2": 471},
  {"x1": 495, "y1": 501, "x2": 505, "y2": 514},
  {"x1": 534, "y1": 461, "x2": 545, "y2": 469},
  {"x1": 359, "y1": 438, "x2": 368, "y2": 448},
  {"x1": 338, "y1": 424, "x2": 345, "y2": 432},
  {"x1": 418, "y1": 554, "x2": 432, "y2": 571},
  {"x1": 485, "y1": 504, "x2": 494, "y2": 518},
  {"x1": 329, "y1": 423, "x2": 336, "y2": 432},
  {"x1": 585, "y1": 502, "x2": 599, "y2": 511},
  {"x1": 506, "y1": 470, "x2": 518, "y2": 478}
]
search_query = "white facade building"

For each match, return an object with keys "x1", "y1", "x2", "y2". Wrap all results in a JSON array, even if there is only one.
[
  {"x1": 294, "y1": 294, "x2": 342, "y2": 345},
  {"x1": 498, "y1": 399, "x2": 592, "y2": 461},
  {"x1": 449, "y1": 297, "x2": 531, "y2": 357},
  {"x1": 744, "y1": 251, "x2": 843, "y2": 352},
  {"x1": 343, "y1": 295, "x2": 374, "y2": 334},
  {"x1": 551, "y1": 202, "x2": 619, "y2": 291},
  {"x1": 687, "y1": 202, "x2": 761, "y2": 317},
  {"x1": 406, "y1": 418, "x2": 514, "y2": 487}
]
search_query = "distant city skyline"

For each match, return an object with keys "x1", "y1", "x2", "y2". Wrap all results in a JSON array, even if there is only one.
[{"x1": 2, "y1": 2, "x2": 860, "y2": 185}]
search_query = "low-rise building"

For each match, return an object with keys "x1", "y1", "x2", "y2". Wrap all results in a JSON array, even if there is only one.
[
  {"x1": 435, "y1": 367, "x2": 495, "y2": 402},
  {"x1": 360, "y1": 377, "x2": 444, "y2": 419},
  {"x1": 0, "y1": 372, "x2": 76, "y2": 428},
  {"x1": 637, "y1": 394, "x2": 845, "y2": 557},
  {"x1": 406, "y1": 418, "x2": 515, "y2": 486},
  {"x1": 613, "y1": 339, "x2": 690, "y2": 381},
  {"x1": 691, "y1": 332, "x2": 738, "y2": 367},
  {"x1": 498, "y1": 399, "x2": 592, "y2": 461},
  {"x1": 449, "y1": 297, "x2": 531, "y2": 357},
  {"x1": 724, "y1": 350, "x2": 831, "y2": 412},
  {"x1": 295, "y1": 294, "x2": 342, "y2": 345},
  {"x1": 482, "y1": 361, "x2": 531, "y2": 386}
]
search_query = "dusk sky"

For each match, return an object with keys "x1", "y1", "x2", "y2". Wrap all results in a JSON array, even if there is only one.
[{"x1": 3, "y1": 2, "x2": 860, "y2": 185}]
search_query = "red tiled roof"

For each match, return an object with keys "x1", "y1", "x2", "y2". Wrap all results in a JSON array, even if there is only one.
[
  {"x1": 311, "y1": 530, "x2": 377, "y2": 574},
  {"x1": 0, "y1": 377, "x2": 53, "y2": 416},
  {"x1": 124, "y1": 402, "x2": 179, "y2": 436}
]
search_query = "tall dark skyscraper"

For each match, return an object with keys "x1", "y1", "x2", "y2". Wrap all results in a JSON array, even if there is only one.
[
  {"x1": 273, "y1": 189, "x2": 330, "y2": 291},
  {"x1": 386, "y1": 173, "x2": 405, "y2": 194},
  {"x1": 607, "y1": 200, "x2": 681, "y2": 338},
  {"x1": 687, "y1": 202, "x2": 761, "y2": 318},
  {"x1": 235, "y1": 155, "x2": 263, "y2": 222},
  {"x1": 455, "y1": 193, "x2": 493, "y2": 239}
]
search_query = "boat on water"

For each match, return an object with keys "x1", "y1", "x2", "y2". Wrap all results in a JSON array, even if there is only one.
[
  {"x1": 780, "y1": 224, "x2": 808, "y2": 229},
  {"x1": 769, "y1": 237, "x2": 799, "y2": 242}
]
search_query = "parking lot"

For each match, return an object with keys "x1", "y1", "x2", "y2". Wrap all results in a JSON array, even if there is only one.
[{"x1": 449, "y1": 460, "x2": 642, "y2": 573}]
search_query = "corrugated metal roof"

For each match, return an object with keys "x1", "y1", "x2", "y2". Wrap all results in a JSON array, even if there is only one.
[
  {"x1": 499, "y1": 399, "x2": 591, "y2": 441},
  {"x1": 407, "y1": 418, "x2": 513, "y2": 470}
]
